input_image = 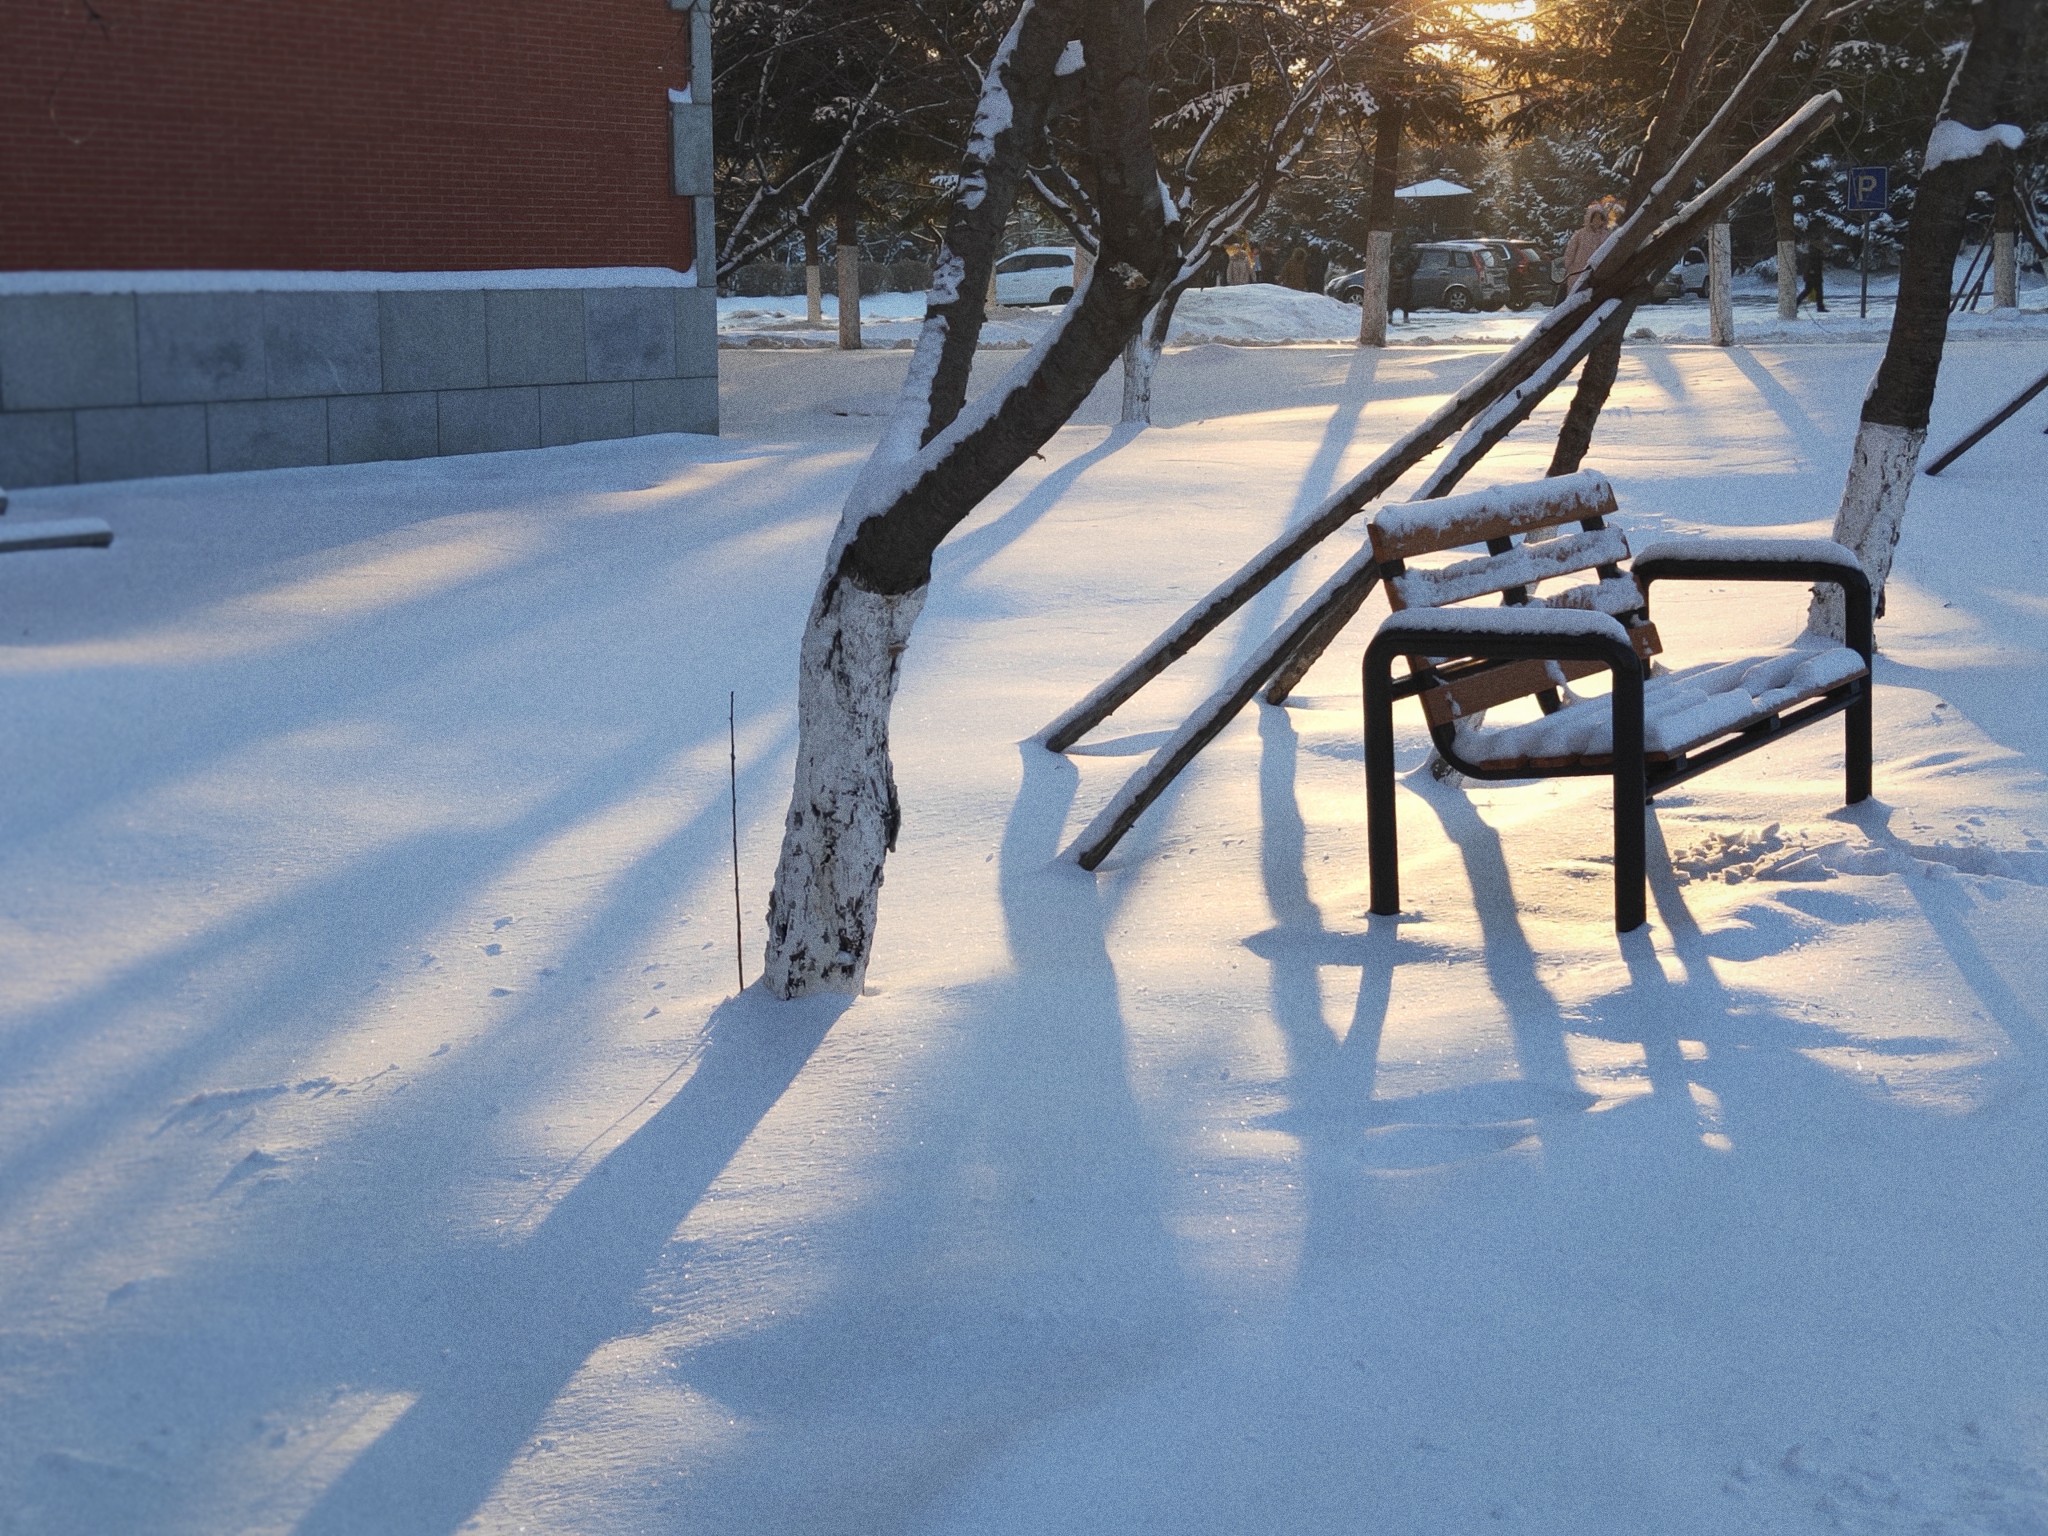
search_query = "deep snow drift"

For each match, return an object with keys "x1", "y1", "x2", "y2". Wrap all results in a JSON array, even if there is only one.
[{"x1": 3, "y1": 331, "x2": 2048, "y2": 1535}]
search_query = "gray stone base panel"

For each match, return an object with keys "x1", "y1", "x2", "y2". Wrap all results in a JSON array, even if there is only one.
[
  {"x1": 0, "y1": 277, "x2": 718, "y2": 484},
  {"x1": 209, "y1": 398, "x2": 329, "y2": 473},
  {"x1": 77, "y1": 405, "x2": 208, "y2": 483},
  {"x1": 0, "y1": 412, "x2": 77, "y2": 487},
  {"x1": 330, "y1": 392, "x2": 438, "y2": 464}
]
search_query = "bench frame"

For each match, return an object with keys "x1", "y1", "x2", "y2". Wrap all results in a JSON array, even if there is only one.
[{"x1": 1362, "y1": 517, "x2": 1873, "y2": 933}]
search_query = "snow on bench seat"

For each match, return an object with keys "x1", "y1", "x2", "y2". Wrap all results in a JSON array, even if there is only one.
[{"x1": 1456, "y1": 644, "x2": 1869, "y2": 767}]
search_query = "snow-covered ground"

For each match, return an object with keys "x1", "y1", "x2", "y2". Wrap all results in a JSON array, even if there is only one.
[
  {"x1": 4, "y1": 328, "x2": 2048, "y2": 1535},
  {"x1": 723, "y1": 269, "x2": 2048, "y2": 349}
]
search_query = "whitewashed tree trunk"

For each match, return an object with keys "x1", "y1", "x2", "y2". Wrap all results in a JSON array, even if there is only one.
[
  {"x1": 1994, "y1": 230, "x2": 2018, "y2": 309},
  {"x1": 1709, "y1": 222, "x2": 1735, "y2": 345},
  {"x1": 763, "y1": 575, "x2": 927, "y2": 995},
  {"x1": 1120, "y1": 333, "x2": 1160, "y2": 423},
  {"x1": 1356, "y1": 229, "x2": 1393, "y2": 347},
  {"x1": 1776, "y1": 239, "x2": 1799, "y2": 318},
  {"x1": 807, "y1": 263, "x2": 824, "y2": 326},
  {"x1": 837, "y1": 244, "x2": 863, "y2": 350},
  {"x1": 1074, "y1": 244, "x2": 1096, "y2": 293},
  {"x1": 1809, "y1": 420, "x2": 1923, "y2": 639}
]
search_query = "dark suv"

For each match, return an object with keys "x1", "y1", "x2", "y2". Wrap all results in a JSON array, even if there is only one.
[
  {"x1": 1481, "y1": 239, "x2": 1557, "y2": 310},
  {"x1": 1325, "y1": 241, "x2": 1508, "y2": 313}
]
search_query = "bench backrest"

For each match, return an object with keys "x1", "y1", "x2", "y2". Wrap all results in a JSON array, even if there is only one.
[{"x1": 1367, "y1": 470, "x2": 1659, "y2": 727}]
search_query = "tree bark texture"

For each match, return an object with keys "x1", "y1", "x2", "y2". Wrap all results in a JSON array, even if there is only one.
[
  {"x1": 1356, "y1": 101, "x2": 1404, "y2": 348},
  {"x1": 805, "y1": 220, "x2": 824, "y2": 328},
  {"x1": 1709, "y1": 222, "x2": 1734, "y2": 345},
  {"x1": 1773, "y1": 172, "x2": 1800, "y2": 319},
  {"x1": 765, "y1": 0, "x2": 1175, "y2": 996},
  {"x1": 1994, "y1": 183, "x2": 2019, "y2": 309},
  {"x1": 1813, "y1": 0, "x2": 2040, "y2": 638},
  {"x1": 1548, "y1": 0, "x2": 1736, "y2": 475},
  {"x1": 836, "y1": 200, "x2": 863, "y2": 351}
]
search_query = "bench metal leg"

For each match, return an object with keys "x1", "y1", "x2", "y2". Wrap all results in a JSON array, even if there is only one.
[
  {"x1": 1846, "y1": 683, "x2": 1873, "y2": 804},
  {"x1": 1611, "y1": 668, "x2": 1648, "y2": 933},
  {"x1": 1365, "y1": 652, "x2": 1401, "y2": 916}
]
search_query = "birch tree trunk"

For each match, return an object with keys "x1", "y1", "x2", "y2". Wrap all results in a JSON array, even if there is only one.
[
  {"x1": 1120, "y1": 290, "x2": 1181, "y2": 424},
  {"x1": 1356, "y1": 101, "x2": 1404, "y2": 349},
  {"x1": 805, "y1": 220, "x2": 824, "y2": 328},
  {"x1": 765, "y1": 0, "x2": 1176, "y2": 997},
  {"x1": 1994, "y1": 182, "x2": 2019, "y2": 310},
  {"x1": 1709, "y1": 222, "x2": 1735, "y2": 345},
  {"x1": 1810, "y1": 0, "x2": 2039, "y2": 639},
  {"x1": 836, "y1": 201, "x2": 863, "y2": 351},
  {"x1": 1773, "y1": 175, "x2": 1800, "y2": 319}
]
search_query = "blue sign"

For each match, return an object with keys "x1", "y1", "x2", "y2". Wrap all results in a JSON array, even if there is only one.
[{"x1": 1846, "y1": 165, "x2": 1889, "y2": 214}]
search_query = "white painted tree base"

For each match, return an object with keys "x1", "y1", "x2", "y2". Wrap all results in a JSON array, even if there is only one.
[
  {"x1": 762, "y1": 575, "x2": 928, "y2": 997},
  {"x1": 1811, "y1": 419, "x2": 1924, "y2": 639},
  {"x1": 1121, "y1": 333, "x2": 1159, "y2": 423}
]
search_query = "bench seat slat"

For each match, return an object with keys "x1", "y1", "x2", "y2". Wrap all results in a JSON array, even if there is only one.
[
  {"x1": 1417, "y1": 623, "x2": 1663, "y2": 728},
  {"x1": 1388, "y1": 526, "x2": 1633, "y2": 611},
  {"x1": 1454, "y1": 646, "x2": 1868, "y2": 767}
]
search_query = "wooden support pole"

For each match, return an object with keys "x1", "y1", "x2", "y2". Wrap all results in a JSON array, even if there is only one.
[
  {"x1": 1923, "y1": 365, "x2": 2048, "y2": 475},
  {"x1": 1262, "y1": 300, "x2": 1632, "y2": 704}
]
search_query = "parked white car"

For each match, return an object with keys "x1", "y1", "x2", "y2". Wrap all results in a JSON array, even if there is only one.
[{"x1": 993, "y1": 246, "x2": 1077, "y2": 306}]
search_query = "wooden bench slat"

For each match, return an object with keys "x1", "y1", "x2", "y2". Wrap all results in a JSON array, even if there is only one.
[
  {"x1": 1387, "y1": 526, "x2": 1632, "y2": 611},
  {"x1": 1369, "y1": 473, "x2": 1619, "y2": 563}
]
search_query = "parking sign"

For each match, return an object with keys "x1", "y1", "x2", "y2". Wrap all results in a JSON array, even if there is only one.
[{"x1": 1847, "y1": 166, "x2": 1889, "y2": 214}]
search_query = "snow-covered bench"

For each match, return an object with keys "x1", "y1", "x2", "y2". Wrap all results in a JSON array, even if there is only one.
[{"x1": 1360, "y1": 470, "x2": 1873, "y2": 931}]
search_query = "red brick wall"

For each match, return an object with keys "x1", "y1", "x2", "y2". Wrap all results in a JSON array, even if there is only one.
[{"x1": 3, "y1": 0, "x2": 696, "y2": 272}]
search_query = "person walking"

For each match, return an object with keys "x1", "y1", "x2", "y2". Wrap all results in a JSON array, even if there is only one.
[
  {"x1": 1249, "y1": 241, "x2": 1268, "y2": 284},
  {"x1": 1280, "y1": 246, "x2": 1309, "y2": 290},
  {"x1": 1560, "y1": 204, "x2": 1608, "y2": 294},
  {"x1": 1226, "y1": 240, "x2": 1252, "y2": 285},
  {"x1": 1797, "y1": 232, "x2": 1828, "y2": 313}
]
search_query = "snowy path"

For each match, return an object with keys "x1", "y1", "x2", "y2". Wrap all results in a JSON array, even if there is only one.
[{"x1": 3, "y1": 336, "x2": 2048, "y2": 1534}]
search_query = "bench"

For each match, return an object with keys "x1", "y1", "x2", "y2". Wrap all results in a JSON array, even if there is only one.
[{"x1": 1360, "y1": 470, "x2": 1872, "y2": 931}]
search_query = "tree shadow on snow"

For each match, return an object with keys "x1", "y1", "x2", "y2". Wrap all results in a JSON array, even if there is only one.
[{"x1": 288, "y1": 986, "x2": 851, "y2": 1536}]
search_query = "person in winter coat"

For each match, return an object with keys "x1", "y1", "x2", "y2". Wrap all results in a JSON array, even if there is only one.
[
  {"x1": 1280, "y1": 246, "x2": 1309, "y2": 290},
  {"x1": 1249, "y1": 241, "x2": 1268, "y2": 284},
  {"x1": 1390, "y1": 245, "x2": 1419, "y2": 322},
  {"x1": 1798, "y1": 234, "x2": 1828, "y2": 312},
  {"x1": 1560, "y1": 205, "x2": 1608, "y2": 293},
  {"x1": 1226, "y1": 241, "x2": 1252, "y2": 285}
]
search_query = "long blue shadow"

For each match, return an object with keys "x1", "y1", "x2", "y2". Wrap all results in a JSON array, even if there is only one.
[{"x1": 290, "y1": 986, "x2": 849, "y2": 1536}]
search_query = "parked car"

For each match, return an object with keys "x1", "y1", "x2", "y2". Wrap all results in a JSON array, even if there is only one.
[
  {"x1": 1647, "y1": 245, "x2": 1710, "y2": 302},
  {"x1": 1479, "y1": 239, "x2": 1557, "y2": 309},
  {"x1": 1324, "y1": 240, "x2": 1508, "y2": 313},
  {"x1": 993, "y1": 246, "x2": 1076, "y2": 306}
]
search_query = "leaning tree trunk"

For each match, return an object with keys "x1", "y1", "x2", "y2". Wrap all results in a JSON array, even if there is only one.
[
  {"x1": 764, "y1": 0, "x2": 1176, "y2": 997},
  {"x1": 1773, "y1": 172, "x2": 1800, "y2": 319},
  {"x1": 1549, "y1": 0, "x2": 1732, "y2": 473},
  {"x1": 1356, "y1": 99, "x2": 1405, "y2": 348},
  {"x1": 1811, "y1": 0, "x2": 2039, "y2": 639}
]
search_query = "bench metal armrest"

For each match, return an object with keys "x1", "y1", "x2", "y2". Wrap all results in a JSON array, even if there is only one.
[{"x1": 1630, "y1": 538, "x2": 1872, "y2": 664}]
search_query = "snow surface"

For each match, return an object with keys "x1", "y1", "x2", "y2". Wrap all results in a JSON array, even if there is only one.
[
  {"x1": 6, "y1": 332, "x2": 2048, "y2": 1534},
  {"x1": 722, "y1": 263, "x2": 2048, "y2": 351}
]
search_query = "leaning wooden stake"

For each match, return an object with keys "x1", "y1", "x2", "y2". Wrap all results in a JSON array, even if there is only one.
[
  {"x1": 1922, "y1": 365, "x2": 2048, "y2": 476},
  {"x1": 1060, "y1": 92, "x2": 1842, "y2": 869},
  {"x1": 1044, "y1": 71, "x2": 1845, "y2": 757},
  {"x1": 1260, "y1": 299, "x2": 1632, "y2": 705}
]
